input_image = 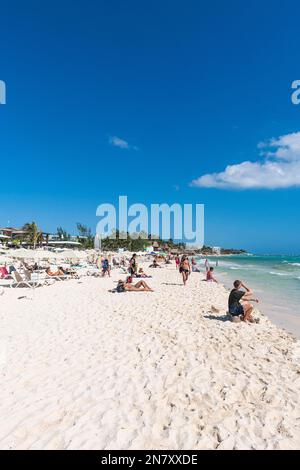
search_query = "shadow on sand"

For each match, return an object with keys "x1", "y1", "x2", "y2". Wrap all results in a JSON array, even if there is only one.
[{"x1": 204, "y1": 314, "x2": 231, "y2": 322}]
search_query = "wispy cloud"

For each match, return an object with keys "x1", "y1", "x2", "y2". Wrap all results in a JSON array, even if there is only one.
[
  {"x1": 109, "y1": 136, "x2": 138, "y2": 150},
  {"x1": 190, "y1": 131, "x2": 300, "y2": 190}
]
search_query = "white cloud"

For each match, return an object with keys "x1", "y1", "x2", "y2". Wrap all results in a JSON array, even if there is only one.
[
  {"x1": 109, "y1": 136, "x2": 138, "y2": 150},
  {"x1": 190, "y1": 131, "x2": 300, "y2": 189}
]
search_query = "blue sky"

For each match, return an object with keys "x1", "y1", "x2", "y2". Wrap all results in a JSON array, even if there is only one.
[{"x1": 1, "y1": 0, "x2": 300, "y2": 253}]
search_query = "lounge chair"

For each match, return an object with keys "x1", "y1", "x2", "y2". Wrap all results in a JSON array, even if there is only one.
[
  {"x1": 10, "y1": 271, "x2": 47, "y2": 288},
  {"x1": 23, "y1": 269, "x2": 55, "y2": 286},
  {"x1": 0, "y1": 266, "x2": 13, "y2": 279}
]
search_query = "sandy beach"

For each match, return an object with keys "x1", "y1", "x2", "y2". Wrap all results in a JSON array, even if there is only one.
[{"x1": 0, "y1": 263, "x2": 300, "y2": 450}]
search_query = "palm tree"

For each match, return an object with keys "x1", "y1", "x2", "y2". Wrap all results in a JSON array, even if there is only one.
[{"x1": 22, "y1": 221, "x2": 42, "y2": 249}]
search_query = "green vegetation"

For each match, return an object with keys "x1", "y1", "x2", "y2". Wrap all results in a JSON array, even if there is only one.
[
  {"x1": 22, "y1": 222, "x2": 43, "y2": 249},
  {"x1": 2, "y1": 221, "x2": 246, "y2": 254}
]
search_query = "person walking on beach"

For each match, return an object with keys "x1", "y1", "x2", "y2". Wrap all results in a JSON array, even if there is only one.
[
  {"x1": 175, "y1": 256, "x2": 180, "y2": 269},
  {"x1": 129, "y1": 253, "x2": 137, "y2": 276},
  {"x1": 179, "y1": 256, "x2": 191, "y2": 285},
  {"x1": 102, "y1": 257, "x2": 111, "y2": 277},
  {"x1": 228, "y1": 280, "x2": 259, "y2": 322}
]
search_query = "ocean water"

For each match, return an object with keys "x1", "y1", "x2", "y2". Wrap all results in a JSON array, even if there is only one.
[{"x1": 196, "y1": 254, "x2": 300, "y2": 336}]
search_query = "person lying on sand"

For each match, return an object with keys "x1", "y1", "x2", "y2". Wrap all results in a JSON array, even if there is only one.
[
  {"x1": 116, "y1": 279, "x2": 154, "y2": 292},
  {"x1": 46, "y1": 267, "x2": 65, "y2": 277},
  {"x1": 206, "y1": 266, "x2": 218, "y2": 283},
  {"x1": 228, "y1": 280, "x2": 259, "y2": 322}
]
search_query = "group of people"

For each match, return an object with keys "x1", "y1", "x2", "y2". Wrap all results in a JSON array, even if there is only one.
[
  {"x1": 175, "y1": 255, "x2": 219, "y2": 286},
  {"x1": 111, "y1": 253, "x2": 259, "y2": 323},
  {"x1": 174, "y1": 255, "x2": 258, "y2": 322}
]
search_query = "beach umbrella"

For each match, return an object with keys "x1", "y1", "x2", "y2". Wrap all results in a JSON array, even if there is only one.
[
  {"x1": 33, "y1": 250, "x2": 62, "y2": 261},
  {"x1": 56, "y1": 250, "x2": 87, "y2": 260},
  {"x1": 10, "y1": 249, "x2": 37, "y2": 259},
  {"x1": 0, "y1": 255, "x2": 13, "y2": 264},
  {"x1": 9, "y1": 249, "x2": 59, "y2": 261}
]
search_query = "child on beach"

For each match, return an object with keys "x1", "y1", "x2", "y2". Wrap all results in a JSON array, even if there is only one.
[{"x1": 102, "y1": 258, "x2": 111, "y2": 277}]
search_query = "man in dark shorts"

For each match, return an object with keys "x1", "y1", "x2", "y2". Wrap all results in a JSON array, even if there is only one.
[
  {"x1": 228, "y1": 280, "x2": 259, "y2": 322},
  {"x1": 179, "y1": 256, "x2": 191, "y2": 286},
  {"x1": 102, "y1": 258, "x2": 111, "y2": 277}
]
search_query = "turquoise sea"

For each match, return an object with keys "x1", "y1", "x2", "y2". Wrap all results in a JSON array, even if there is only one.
[{"x1": 196, "y1": 254, "x2": 300, "y2": 336}]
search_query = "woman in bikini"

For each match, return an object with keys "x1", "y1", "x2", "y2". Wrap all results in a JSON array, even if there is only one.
[
  {"x1": 179, "y1": 256, "x2": 191, "y2": 286},
  {"x1": 116, "y1": 279, "x2": 154, "y2": 292}
]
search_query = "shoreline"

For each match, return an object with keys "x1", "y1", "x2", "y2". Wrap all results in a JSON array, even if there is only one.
[
  {"x1": 216, "y1": 270, "x2": 300, "y2": 340},
  {"x1": 0, "y1": 262, "x2": 300, "y2": 449}
]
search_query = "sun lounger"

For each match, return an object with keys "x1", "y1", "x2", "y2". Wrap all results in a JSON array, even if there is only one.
[
  {"x1": 0, "y1": 266, "x2": 13, "y2": 279},
  {"x1": 23, "y1": 269, "x2": 55, "y2": 286},
  {"x1": 10, "y1": 271, "x2": 47, "y2": 288},
  {"x1": 45, "y1": 273, "x2": 72, "y2": 282}
]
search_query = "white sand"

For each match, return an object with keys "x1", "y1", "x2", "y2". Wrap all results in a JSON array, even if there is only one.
[{"x1": 0, "y1": 264, "x2": 300, "y2": 450}]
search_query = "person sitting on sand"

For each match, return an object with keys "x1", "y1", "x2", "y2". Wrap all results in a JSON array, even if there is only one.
[
  {"x1": 46, "y1": 266, "x2": 65, "y2": 277},
  {"x1": 136, "y1": 267, "x2": 151, "y2": 278},
  {"x1": 179, "y1": 256, "x2": 191, "y2": 285},
  {"x1": 206, "y1": 266, "x2": 218, "y2": 283},
  {"x1": 149, "y1": 259, "x2": 161, "y2": 268},
  {"x1": 228, "y1": 280, "x2": 259, "y2": 322},
  {"x1": 116, "y1": 279, "x2": 153, "y2": 292},
  {"x1": 192, "y1": 263, "x2": 200, "y2": 273}
]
